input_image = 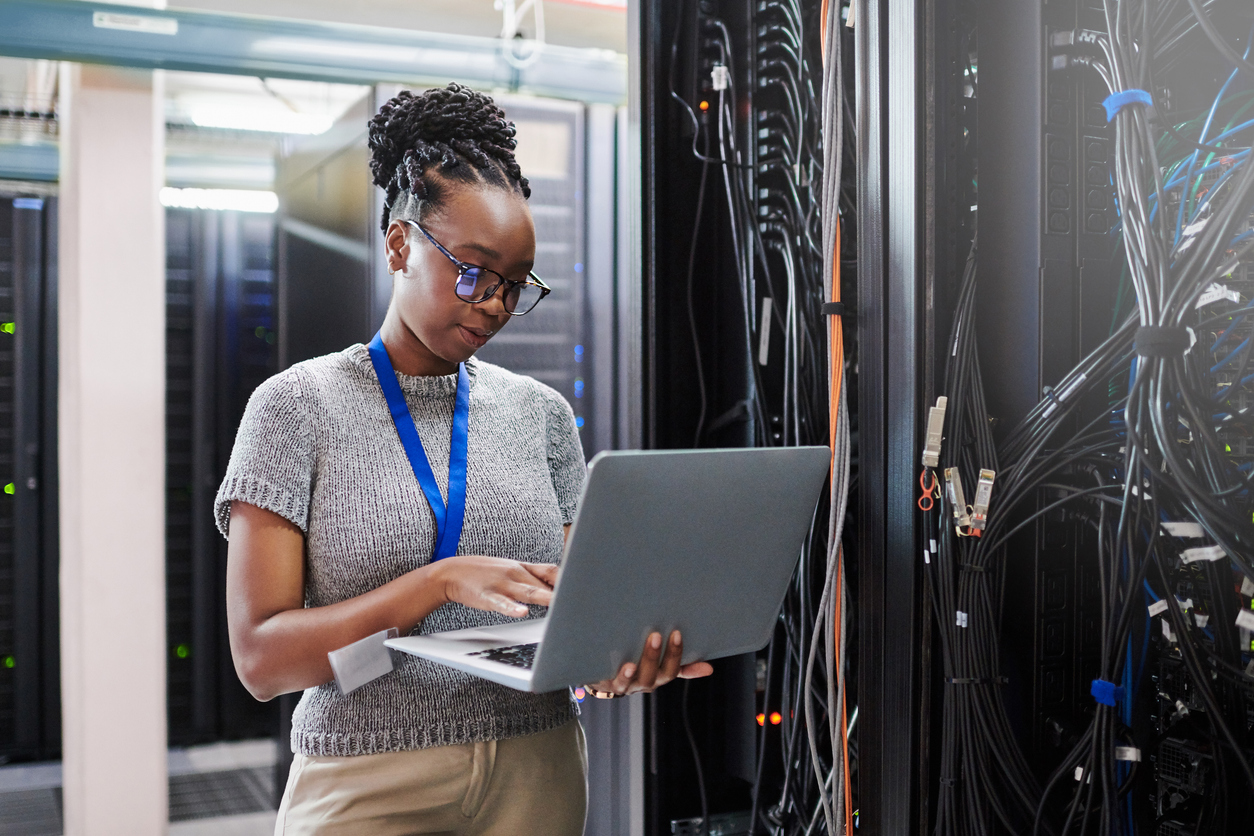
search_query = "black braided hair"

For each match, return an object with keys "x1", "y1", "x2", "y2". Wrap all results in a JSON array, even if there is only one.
[{"x1": 368, "y1": 83, "x2": 531, "y2": 232}]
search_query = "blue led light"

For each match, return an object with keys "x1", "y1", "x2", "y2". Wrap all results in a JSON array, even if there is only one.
[
  {"x1": 574, "y1": 344, "x2": 584, "y2": 355},
  {"x1": 575, "y1": 416, "x2": 585, "y2": 428},
  {"x1": 574, "y1": 262, "x2": 584, "y2": 273}
]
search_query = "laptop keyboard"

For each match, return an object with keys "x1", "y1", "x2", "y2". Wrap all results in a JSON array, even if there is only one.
[{"x1": 467, "y1": 642, "x2": 538, "y2": 669}]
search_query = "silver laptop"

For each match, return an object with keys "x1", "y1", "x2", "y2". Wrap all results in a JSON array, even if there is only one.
[{"x1": 385, "y1": 446, "x2": 831, "y2": 692}]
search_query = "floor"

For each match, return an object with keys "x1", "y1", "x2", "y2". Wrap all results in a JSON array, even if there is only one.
[{"x1": 0, "y1": 739, "x2": 278, "y2": 835}]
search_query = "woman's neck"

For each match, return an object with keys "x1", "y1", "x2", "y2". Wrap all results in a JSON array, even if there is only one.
[{"x1": 378, "y1": 312, "x2": 458, "y2": 377}]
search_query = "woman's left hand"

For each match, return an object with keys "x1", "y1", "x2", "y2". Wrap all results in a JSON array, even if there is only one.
[{"x1": 585, "y1": 630, "x2": 714, "y2": 697}]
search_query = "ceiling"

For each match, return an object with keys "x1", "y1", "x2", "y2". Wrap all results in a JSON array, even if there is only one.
[
  {"x1": 0, "y1": 0, "x2": 628, "y2": 189},
  {"x1": 167, "y1": 0, "x2": 627, "y2": 54}
]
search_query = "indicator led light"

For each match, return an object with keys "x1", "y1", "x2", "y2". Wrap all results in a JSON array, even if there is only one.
[{"x1": 769, "y1": 711, "x2": 782, "y2": 725}]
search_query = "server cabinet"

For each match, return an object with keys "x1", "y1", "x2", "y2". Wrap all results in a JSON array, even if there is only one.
[
  {"x1": 0, "y1": 192, "x2": 59, "y2": 763},
  {"x1": 165, "y1": 207, "x2": 279, "y2": 745}
]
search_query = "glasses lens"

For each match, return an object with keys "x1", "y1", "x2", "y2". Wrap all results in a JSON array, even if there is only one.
[
  {"x1": 507, "y1": 282, "x2": 545, "y2": 315},
  {"x1": 456, "y1": 267, "x2": 494, "y2": 302}
]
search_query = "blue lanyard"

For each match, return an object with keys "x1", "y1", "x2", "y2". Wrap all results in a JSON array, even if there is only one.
[{"x1": 367, "y1": 331, "x2": 470, "y2": 562}]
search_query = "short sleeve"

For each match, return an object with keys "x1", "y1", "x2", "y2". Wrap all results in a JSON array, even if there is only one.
[
  {"x1": 214, "y1": 370, "x2": 316, "y2": 538},
  {"x1": 545, "y1": 392, "x2": 587, "y2": 525}
]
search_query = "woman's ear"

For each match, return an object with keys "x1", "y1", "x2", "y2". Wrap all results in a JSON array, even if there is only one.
[{"x1": 384, "y1": 221, "x2": 411, "y2": 273}]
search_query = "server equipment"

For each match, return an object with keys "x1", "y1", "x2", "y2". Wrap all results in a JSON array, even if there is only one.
[
  {"x1": 637, "y1": 1, "x2": 854, "y2": 834},
  {"x1": 164, "y1": 206, "x2": 279, "y2": 746},
  {"x1": 883, "y1": 0, "x2": 1254, "y2": 834},
  {"x1": 0, "y1": 192, "x2": 58, "y2": 764}
]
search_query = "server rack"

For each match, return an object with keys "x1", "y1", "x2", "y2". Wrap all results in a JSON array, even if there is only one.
[
  {"x1": 165, "y1": 207, "x2": 279, "y2": 746},
  {"x1": 0, "y1": 192, "x2": 59, "y2": 764}
]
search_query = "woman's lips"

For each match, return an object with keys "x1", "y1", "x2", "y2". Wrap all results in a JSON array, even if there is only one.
[{"x1": 458, "y1": 325, "x2": 493, "y2": 349}]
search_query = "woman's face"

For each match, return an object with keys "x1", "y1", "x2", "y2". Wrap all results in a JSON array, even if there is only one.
[{"x1": 384, "y1": 184, "x2": 536, "y2": 372}]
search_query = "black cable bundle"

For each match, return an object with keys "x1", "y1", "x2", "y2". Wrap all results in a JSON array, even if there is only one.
[
  {"x1": 923, "y1": 1, "x2": 1254, "y2": 834},
  {"x1": 667, "y1": 2, "x2": 855, "y2": 835}
]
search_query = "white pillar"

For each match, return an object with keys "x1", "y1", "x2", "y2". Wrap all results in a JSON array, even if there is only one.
[{"x1": 58, "y1": 62, "x2": 168, "y2": 836}]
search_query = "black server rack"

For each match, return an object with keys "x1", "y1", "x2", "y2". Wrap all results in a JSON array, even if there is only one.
[
  {"x1": 0, "y1": 193, "x2": 59, "y2": 764},
  {"x1": 637, "y1": 1, "x2": 861, "y2": 833},
  {"x1": 165, "y1": 207, "x2": 279, "y2": 746}
]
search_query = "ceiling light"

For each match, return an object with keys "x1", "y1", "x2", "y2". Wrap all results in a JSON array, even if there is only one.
[
  {"x1": 187, "y1": 105, "x2": 333, "y2": 135},
  {"x1": 160, "y1": 188, "x2": 278, "y2": 213}
]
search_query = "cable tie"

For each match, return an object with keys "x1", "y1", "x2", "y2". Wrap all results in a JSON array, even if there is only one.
[
  {"x1": 939, "y1": 777, "x2": 956, "y2": 787},
  {"x1": 1090, "y1": 678, "x2": 1124, "y2": 707},
  {"x1": 821, "y1": 302, "x2": 850, "y2": 317},
  {"x1": 1102, "y1": 89, "x2": 1153, "y2": 122},
  {"x1": 1133, "y1": 325, "x2": 1194, "y2": 358}
]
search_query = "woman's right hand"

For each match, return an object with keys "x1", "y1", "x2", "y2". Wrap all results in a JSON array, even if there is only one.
[{"x1": 429, "y1": 556, "x2": 558, "y2": 618}]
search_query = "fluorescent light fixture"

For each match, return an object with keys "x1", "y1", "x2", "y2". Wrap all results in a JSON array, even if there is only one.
[
  {"x1": 160, "y1": 188, "x2": 278, "y2": 213},
  {"x1": 188, "y1": 105, "x2": 333, "y2": 135}
]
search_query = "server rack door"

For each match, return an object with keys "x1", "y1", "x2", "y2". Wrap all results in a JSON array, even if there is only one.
[
  {"x1": 0, "y1": 192, "x2": 58, "y2": 763},
  {"x1": 165, "y1": 206, "x2": 278, "y2": 746}
]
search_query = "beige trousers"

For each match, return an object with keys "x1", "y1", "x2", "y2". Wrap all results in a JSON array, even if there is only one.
[{"x1": 274, "y1": 720, "x2": 587, "y2": 836}]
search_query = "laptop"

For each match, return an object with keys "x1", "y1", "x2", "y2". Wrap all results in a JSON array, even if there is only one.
[{"x1": 385, "y1": 446, "x2": 831, "y2": 692}]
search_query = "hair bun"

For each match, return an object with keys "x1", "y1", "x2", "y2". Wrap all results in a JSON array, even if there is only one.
[
  {"x1": 368, "y1": 83, "x2": 518, "y2": 189},
  {"x1": 368, "y1": 82, "x2": 531, "y2": 231}
]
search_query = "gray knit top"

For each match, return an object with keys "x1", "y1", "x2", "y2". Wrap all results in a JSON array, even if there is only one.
[{"x1": 214, "y1": 343, "x2": 586, "y2": 757}]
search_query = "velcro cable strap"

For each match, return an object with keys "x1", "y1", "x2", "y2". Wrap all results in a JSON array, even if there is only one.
[
  {"x1": 1134, "y1": 326, "x2": 1192, "y2": 358},
  {"x1": 1103, "y1": 89, "x2": 1153, "y2": 122},
  {"x1": 821, "y1": 302, "x2": 849, "y2": 317},
  {"x1": 1091, "y1": 678, "x2": 1125, "y2": 707}
]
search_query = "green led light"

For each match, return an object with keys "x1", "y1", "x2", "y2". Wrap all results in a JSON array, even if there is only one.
[
  {"x1": 2, "y1": 656, "x2": 13, "y2": 669},
  {"x1": 3, "y1": 484, "x2": 13, "y2": 495},
  {"x1": 175, "y1": 644, "x2": 190, "y2": 659},
  {"x1": 0, "y1": 322, "x2": 13, "y2": 334},
  {"x1": 255, "y1": 326, "x2": 266, "y2": 338}
]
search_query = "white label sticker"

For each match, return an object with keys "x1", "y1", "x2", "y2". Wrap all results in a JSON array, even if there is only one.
[
  {"x1": 1181, "y1": 545, "x2": 1226, "y2": 564},
  {"x1": 1115, "y1": 746, "x2": 1141, "y2": 762},
  {"x1": 92, "y1": 11, "x2": 179, "y2": 35},
  {"x1": 1194, "y1": 613, "x2": 1210, "y2": 628},
  {"x1": 1148, "y1": 599, "x2": 1169, "y2": 617},
  {"x1": 1074, "y1": 766, "x2": 1084, "y2": 781},
  {"x1": 930, "y1": 539, "x2": 937, "y2": 553},
  {"x1": 923, "y1": 548, "x2": 930, "y2": 565},
  {"x1": 1195, "y1": 282, "x2": 1241, "y2": 308},
  {"x1": 1242, "y1": 576, "x2": 1254, "y2": 598},
  {"x1": 1162, "y1": 619, "x2": 1177, "y2": 643},
  {"x1": 757, "y1": 298, "x2": 773, "y2": 366},
  {"x1": 1236, "y1": 610, "x2": 1254, "y2": 632},
  {"x1": 1161, "y1": 522, "x2": 1205, "y2": 538},
  {"x1": 956, "y1": 611, "x2": 968, "y2": 628}
]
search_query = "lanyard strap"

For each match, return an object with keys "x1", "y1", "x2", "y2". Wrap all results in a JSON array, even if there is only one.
[{"x1": 367, "y1": 331, "x2": 470, "y2": 561}]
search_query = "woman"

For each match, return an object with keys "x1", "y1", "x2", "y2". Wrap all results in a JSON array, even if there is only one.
[{"x1": 218, "y1": 83, "x2": 711, "y2": 835}]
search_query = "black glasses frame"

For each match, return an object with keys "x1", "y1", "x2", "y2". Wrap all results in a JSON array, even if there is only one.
[{"x1": 403, "y1": 219, "x2": 552, "y2": 316}]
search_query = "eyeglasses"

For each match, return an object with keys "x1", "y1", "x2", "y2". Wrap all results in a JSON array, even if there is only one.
[{"x1": 404, "y1": 220, "x2": 551, "y2": 316}]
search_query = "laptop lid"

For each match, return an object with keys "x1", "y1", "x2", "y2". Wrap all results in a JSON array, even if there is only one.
[{"x1": 528, "y1": 446, "x2": 831, "y2": 692}]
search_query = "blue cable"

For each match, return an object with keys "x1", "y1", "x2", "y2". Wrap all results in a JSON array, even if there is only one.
[{"x1": 1173, "y1": 18, "x2": 1254, "y2": 246}]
